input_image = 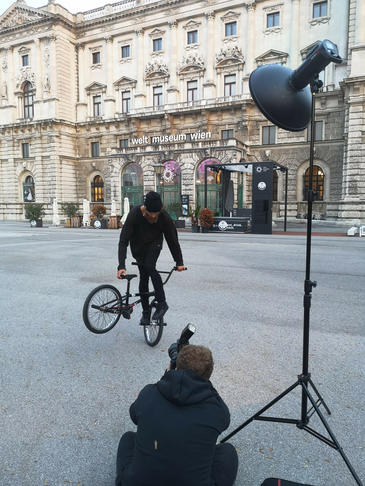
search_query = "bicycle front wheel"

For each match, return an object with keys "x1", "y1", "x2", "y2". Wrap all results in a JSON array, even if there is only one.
[
  {"x1": 83, "y1": 285, "x2": 122, "y2": 334},
  {"x1": 143, "y1": 304, "x2": 164, "y2": 346}
]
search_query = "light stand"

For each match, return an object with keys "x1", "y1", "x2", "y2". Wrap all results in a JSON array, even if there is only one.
[{"x1": 221, "y1": 41, "x2": 363, "y2": 486}]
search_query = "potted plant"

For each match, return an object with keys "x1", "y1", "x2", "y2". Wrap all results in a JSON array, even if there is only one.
[
  {"x1": 92, "y1": 204, "x2": 107, "y2": 229},
  {"x1": 24, "y1": 203, "x2": 45, "y2": 227},
  {"x1": 199, "y1": 208, "x2": 214, "y2": 233},
  {"x1": 188, "y1": 204, "x2": 201, "y2": 233},
  {"x1": 61, "y1": 202, "x2": 80, "y2": 228},
  {"x1": 167, "y1": 202, "x2": 185, "y2": 228}
]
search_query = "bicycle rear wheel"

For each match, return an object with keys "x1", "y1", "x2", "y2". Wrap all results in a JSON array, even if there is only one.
[
  {"x1": 83, "y1": 285, "x2": 122, "y2": 334},
  {"x1": 143, "y1": 303, "x2": 164, "y2": 346}
]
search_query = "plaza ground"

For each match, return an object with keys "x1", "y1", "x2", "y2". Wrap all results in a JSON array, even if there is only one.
[{"x1": 0, "y1": 221, "x2": 364, "y2": 486}]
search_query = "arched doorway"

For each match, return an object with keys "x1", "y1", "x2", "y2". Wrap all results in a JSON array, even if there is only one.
[
  {"x1": 121, "y1": 163, "x2": 143, "y2": 207},
  {"x1": 23, "y1": 175, "x2": 35, "y2": 202},
  {"x1": 303, "y1": 165, "x2": 324, "y2": 201},
  {"x1": 91, "y1": 175, "x2": 104, "y2": 202},
  {"x1": 160, "y1": 160, "x2": 181, "y2": 209},
  {"x1": 196, "y1": 158, "x2": 221, "y2": 215}
]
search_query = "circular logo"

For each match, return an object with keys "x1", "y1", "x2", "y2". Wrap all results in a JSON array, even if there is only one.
[
  {"x1": 162, "y1": 169, "x2": 175, "y2": 183},
  {"x1": 258, "y1": 182, "x2": 266, "y2": 191},
  {"x1": 255, "y1": 165, "x2": 263, "y2": 173},
  {"x1": 218, "y1": 220, "x2": 228, "y2": 231},
  {"x1": 30, "y1": 220, "x2": 37, "y2": 227},
  {"x1": 94, "y1": 220, "x2": 102, "y2": 229}
]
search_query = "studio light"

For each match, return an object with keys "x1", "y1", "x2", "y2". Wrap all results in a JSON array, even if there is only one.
[{"x1": 249, "y1": 40, "x2": 342, "y2": 132}]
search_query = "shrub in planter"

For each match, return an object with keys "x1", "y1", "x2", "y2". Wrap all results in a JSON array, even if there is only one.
[
  {"x1": 92, "y1": 204, "x2": 107, "y2": 220},
  {"x1": 188, "y1": 204, "x2": 201, "y2": 227},
  {"x1": 199, "y1": 208, "x2": 214, "y2": 228},
  {"x1": 61, "y1": 202, "x2": 79, "y2": 218},
  {"x1": 166, "y1": 202, "x2": 182, "y2": 220},
  {"x1": 24, "y1": 203, "x2": 45, "y2": 227}
]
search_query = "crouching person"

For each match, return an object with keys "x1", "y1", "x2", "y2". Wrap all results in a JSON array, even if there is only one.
[{"x1": 115, "y1": 345, "x2": 238, "y2": 486}]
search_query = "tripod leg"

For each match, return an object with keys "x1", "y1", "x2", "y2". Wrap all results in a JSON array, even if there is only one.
[
  {"x1": 301, "y1": 382, "x2": 363, "y2": 486},
  {"x1": 221, "y1": 380, "x2": 300, "y2": 443},
  {"x1": 308, "y1": 378, "x2": 331, "y2": 415}
]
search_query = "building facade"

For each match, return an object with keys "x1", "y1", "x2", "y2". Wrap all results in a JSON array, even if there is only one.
[{"x1": 0, "y1": 0, "x2": 364, "y2": 222}]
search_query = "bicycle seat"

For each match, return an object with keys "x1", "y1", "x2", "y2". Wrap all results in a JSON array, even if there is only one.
[{"x1": 122, "y1": 274, "x2": 138, "y2": 281}]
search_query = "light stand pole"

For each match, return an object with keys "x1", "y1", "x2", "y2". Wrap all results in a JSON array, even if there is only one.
[
  {"x1": 221, "y1": 41, "x2": 363, "y2": 486},
  {"x1": 154, "y1": 162, "x2": 165, "y2": 195}
]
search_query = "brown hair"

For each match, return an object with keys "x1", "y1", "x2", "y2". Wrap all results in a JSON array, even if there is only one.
[{"x1": 176, "y1": 345, "x2": 214, "y2": 381}]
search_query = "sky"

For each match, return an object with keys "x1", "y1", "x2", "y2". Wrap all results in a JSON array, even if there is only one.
[{"x1": 1, "y1": 0, "x2": 107, "y2": 15}]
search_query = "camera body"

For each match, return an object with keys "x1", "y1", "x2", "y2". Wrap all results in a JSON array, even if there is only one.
[{"x1": 168, "y1": 324, "x2": 196, "y2": 369}]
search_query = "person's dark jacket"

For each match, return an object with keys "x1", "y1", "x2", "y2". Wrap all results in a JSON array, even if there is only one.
[
  {"x1": 120, "y1": 369, "x2": 230, "y2": 486},
  {"x1": 118, "y1": 205, "x2": 183, "y2": 270}
]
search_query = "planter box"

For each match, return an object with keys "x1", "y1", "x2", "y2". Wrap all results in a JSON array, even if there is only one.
[
  {"x1": 201, "y1": 226, "x2": 210, "y2": 233},
  {"x1": 71, "y1": 216, "x2": 82, "y2": 228},
  {"x1": 174, "y1": 219, "x2": 185, "y2": 228},
  {"x1": 210, "y1": 217, "x2": 249, "y2": 233},
  {"x1": 30, "y1": 219, "x2": 43, "y2": 227},
  {"x1": 191, "y1": 225, "x2": 200, "y2": 233}
]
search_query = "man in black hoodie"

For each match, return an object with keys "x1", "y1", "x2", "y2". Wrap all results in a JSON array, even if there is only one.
[
  {"x1": 115, "y1": 345, "x2": 238, "y2": 486},
  {"x1": 117, "y1": 191, "x2": 185, "y2": 324}
]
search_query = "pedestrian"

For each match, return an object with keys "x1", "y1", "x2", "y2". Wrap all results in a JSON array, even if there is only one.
[{"x1": 117, "y1": 191, "x2": 185, "y2": 324}]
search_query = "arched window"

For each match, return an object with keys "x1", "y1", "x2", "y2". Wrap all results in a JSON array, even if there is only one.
[
  {"x1": 91, "y1": 175, "x2": 104, "y2": 202},
  {"x1": 121, "y1": 163, "x2": 143, "y2": 207},
  {"x1": 196, "y1": 158, "x2": 221, "y2": 215},
  {"x1": 23, "y1": 175, "x2": 35, "y2": 202},
  {"x1": 23, "y1": 82, "x2": 34, "y2": 119},
  {"x1": 160, "y1": 160, "x2": 181, "y2": 209},
  {"x1": 303, "y1": 165, "x2": 324, "y2": 201}
]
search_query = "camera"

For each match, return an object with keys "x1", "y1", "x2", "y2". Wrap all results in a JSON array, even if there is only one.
[{"x1": 168, "y1": 324, "x2": 196, "y2": 369}]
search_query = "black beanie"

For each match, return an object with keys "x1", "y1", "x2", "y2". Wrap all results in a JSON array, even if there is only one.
[{"x1": 144, "y1": 191, "x2": 163, "y2": 212}]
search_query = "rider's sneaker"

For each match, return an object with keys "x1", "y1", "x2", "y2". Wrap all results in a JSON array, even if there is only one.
[
  {"x1": 152, "y1": 301, "x2": 169, "y2": 321},
  {"x1": 140, "y1": 310, "x2": 150, "y2": 326}
]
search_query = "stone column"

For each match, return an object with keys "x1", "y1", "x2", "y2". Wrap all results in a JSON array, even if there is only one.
[
  {"x1": 351, "y1": 0, "x2": 365, "y2": 77},
  {"x1": 48, "y1": 35, "x2": 57, "y2": 98},
  {"x1": 167, "y1": 20, "x2": 178, "y2": 104},
  {"x1": 290, "y1": 0, "x2": 300, "y2": 69},
  {"x1": 135, "y1": 29, "x2": 145, "y2": 109},
  {"x1": 203, "y1": 12, "x2": 216, "y2": 99},
  {"x1": 76, "y1": 43, "x2": 87, "y2": 121},
  {"x1": 104, "y1": 36, "x2": 115, "y2": 118},
  {"x1": 35, "y1": 39, "x2": 43, "y2": 100},
  {"x1": 6, "y1": 47, "x2": 14, "y2": 105},
  {"x1": 244, "y1": 2, "x2": 256, "y2": 94}
]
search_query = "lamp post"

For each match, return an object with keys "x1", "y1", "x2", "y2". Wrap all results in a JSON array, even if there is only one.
[{"x1": 153, "y1": 162, "x2": 165, "y2": 194}]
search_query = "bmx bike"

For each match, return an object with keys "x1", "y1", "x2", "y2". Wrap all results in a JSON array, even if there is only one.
[{"x1": 82, "y1": 264, "x2": 179, "y2": 346}]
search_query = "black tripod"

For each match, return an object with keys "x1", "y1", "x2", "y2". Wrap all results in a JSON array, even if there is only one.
[{"x1": 221, "y1": 81, "x2": 363, "y2": 486}]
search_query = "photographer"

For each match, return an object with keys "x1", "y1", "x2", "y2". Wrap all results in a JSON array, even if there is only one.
[{"x1": 115, "y1": 344, "x2": 238, "y2": 486}]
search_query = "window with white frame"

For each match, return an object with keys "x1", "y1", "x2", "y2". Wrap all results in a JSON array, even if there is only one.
[
  {"x1": 92, "y1": 51, "x2": 100, "y2": 64},
  {"x1": 267, "y1": 12, "x2": 280, "y2": 28},
  {"x1": 313, "y1": 1, "x2": 327, "y2": 18},
  {"x1": 262, "y1": 126, "x2": 276, "y2": 145},
  {"x1": 187, "y1": 80, "x2": 198, "y2": 101},
  {"x1": 222, "y1": 129, "x2": 234, "y2": 140},
  {"x1": 153, "y1": 38, "x2": 162, "y2": 52},
  {"x1": 23, "y1": 82, "x2": 34, "y2": 119},
  {"x1": 93, "y1": 95, "x2": 101, "y2": 117},
  {"x1": 224, "y1": 74, "x2": 236, "y2": 96},
  {"x1": 22, "y1": 55, "x2": 29, "y2": 67},
  {"x1": 121, "y1": 45, "x2": 130, "y2": 58},
  {"x1": 225, "y1": 22, "x2": 236, "y2": 37},
  {"x1": 22, "y1": 142, "x2": 30, "y2": 158},
  {"x1": 153, "y1": 86, "x2": 163, "y2": 106},
  {"x1": 187, "y1": 30, "x2": 198, "y2": 45},
  {"x1": 120, "y1": 139, "x2": 129, "y2": 148},
  {"x1": 122, "y1": 91, "x2": 131, "y2": 113},
  {"x1": 91, "y1": 142, "x2": 100, "y2": 157},
  {"x1": 307, "y1": 121, "x2": 323, "y2": 141}
]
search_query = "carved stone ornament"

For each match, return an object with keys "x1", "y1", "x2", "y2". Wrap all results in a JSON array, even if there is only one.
[
  {"x1": 255, "y1": 49, "x2": 288, "y2": 66},
  {"x1": 43, "y1": 48, "x2": 50, "y2": 66},
  {"x1": 2, "y1": 58, "x2": 7, "y2": 72},
  {"x1": 15, "y1": 67, "x2": 36, "y2": 89},
  {"x1": 216, "y1": 45, "x2": 244, "y2": 64},
  {"x1": 2, "y1": 81, "x2": 8, "y2": 100},
  {"x1": 0, "y1": 8, "x2": 50, "y2": 31},
  {"x1": 43, "y1": 74, "x2": 51, "y2": 93},
  {"x1": 179, "y1": 53, "x2": 205, "y2": 71},
  {"x1": 145, "y1": 59, "x2": 169, "y2": 76}
]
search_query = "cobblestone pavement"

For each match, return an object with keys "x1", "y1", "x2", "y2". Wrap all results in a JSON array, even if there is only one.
[{"x1": 0, "y1": 221, "x2": 364, "y2": 486}]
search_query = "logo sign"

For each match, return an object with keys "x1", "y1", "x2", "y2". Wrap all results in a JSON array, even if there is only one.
[
  {"x1": 218, "y1": 220, "x2": 229, "y2": 231},
  {"x1": 258, "y1": 182, "x2": 267, "y2": 191}
]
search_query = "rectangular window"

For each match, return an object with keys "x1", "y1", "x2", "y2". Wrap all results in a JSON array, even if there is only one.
[
  {"x1": 122, "y1": 91, "x2": 131, "y2": 113},
  {"x1": 225, "y1": 22, "x2": 236, "y2": 37},
  {"x1": 187, "y1": 80, "x2": 198, "y2": 101},
  {"x1": 262, "y1": 126, "x2": 276, "y2": 145},
  {"x1": 222, "y1": 129, "x2": 234, "y2": 140},
  {"x1": 120, "y1": 139, "x2": 129, "y2": 148},
  {"x1": 92, "y1": 51, "x2": 100, "y2": 64},
  {"x1": 185, "y1": 133, "x2": 192, "y2": 142},
  {"x1": 187, "y1": 30, "x2": 198, "y2": 44},
  {"x1": 93, "y1": 95, "x2": 101, "y2": 117},
  {"x1": 267, "y1": 12, "x2": 280, "y2": 28},
  {"x1": 307, "y1": 121, "x2": 323, "y2": 141},
  {"x1": 121, "y1": 45, "x2": 130, "y2": 58},
  {"x1": 22, "y1": 55, "x2": 29, "y2": 67},
  {"x1": 91, "y1": 142, "x2": 100, "y2": 157},
  {"x1": 22, "y1": 143, "x2": 30, "y2": 158},
  {"x1": 224, "y1": 74, "x2": 236, "y2": 96},
  {"x1": 153, "y1": 38, "x2": 162, "y2": 52},
  {"x1": 313, "y1": 1, "x2": 327, "y2": 18},
  {"x1": 153, "y1": 86, "x2": 163, "y2": 106}
]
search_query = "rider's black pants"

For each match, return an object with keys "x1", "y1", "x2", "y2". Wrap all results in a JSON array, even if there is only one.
[{"x1": 138, "y1": 248, "x2": 165, "y2": 311}]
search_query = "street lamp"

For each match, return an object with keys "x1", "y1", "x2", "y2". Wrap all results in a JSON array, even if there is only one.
[{"x1": 153, "y1": 161, "x2": 165, "y2": 193}]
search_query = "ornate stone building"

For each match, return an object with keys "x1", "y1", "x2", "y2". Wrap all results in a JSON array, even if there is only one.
[{"x1": 0, "y1": 0, "x2": 364, "y2": 222}]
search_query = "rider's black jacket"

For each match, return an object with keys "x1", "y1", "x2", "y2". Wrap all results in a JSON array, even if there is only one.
[
  {"x1": 118, "y1": 205, "x2": 183, "y2": 270},
  {"x1": 120, "y1": 369, "x2": 230, "y2": 486}
]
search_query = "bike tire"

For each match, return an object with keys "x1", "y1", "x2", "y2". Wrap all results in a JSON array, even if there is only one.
[
  {"x1": 143, "y1": 303, "x2": 164, "y2": 346},
  {"x1": 83, "y1": 284, "x2": 122, "y2": 334}
]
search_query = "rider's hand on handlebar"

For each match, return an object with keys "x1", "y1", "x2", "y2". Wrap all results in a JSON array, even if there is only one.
[
  {"x1": 176, "y1": 265, "x2": 186, "y2": 272},
  {"x1": 117, "y1": 269, "x2": 126, "y2": 279}
]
